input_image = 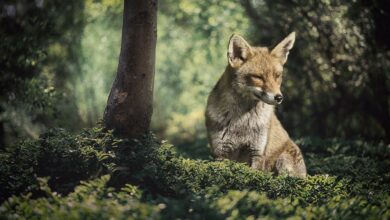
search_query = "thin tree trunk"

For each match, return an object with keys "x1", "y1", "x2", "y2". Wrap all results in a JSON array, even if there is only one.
[{"x1": 104, "y1": 0, "x2": 157, "y2": 138}]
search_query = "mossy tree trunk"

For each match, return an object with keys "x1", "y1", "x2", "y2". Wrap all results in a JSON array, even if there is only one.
[{"x1": 104, "y1": 0, "x2": 157, "y2": 139}]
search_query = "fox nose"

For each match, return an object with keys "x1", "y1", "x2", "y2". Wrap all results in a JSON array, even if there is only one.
[{"x1": 274, "y1": 94, "x2": 283, "y2": 103}]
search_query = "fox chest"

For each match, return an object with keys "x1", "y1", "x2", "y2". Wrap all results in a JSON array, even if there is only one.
[{"x1": 219, "y1": 107, "x2": 272, "y2": 154}]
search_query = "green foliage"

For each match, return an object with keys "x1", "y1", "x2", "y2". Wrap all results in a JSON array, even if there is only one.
[
  {"x1": 73, "y1": 0, "x2": 122, "y2": 126},
  {"x1": 0, "y1": 127, "x2": 389, "y2": 218},
  {"x1": 0, "y1": 0, "x2": 85, "y2": 146},
  {"x1": 2, "y1": 177, "x2": 389, "y2": 219},
  {"x1": 0, "y1": 127, "x2": 111, "y2": 201},
  {"x1": 0, "y1": 176, "x2": 160, "y2": 219}
]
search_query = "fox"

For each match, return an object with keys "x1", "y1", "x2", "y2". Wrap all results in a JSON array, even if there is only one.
[{"x1": 205, "y1": 32, "x2": 306, "y2": 177}]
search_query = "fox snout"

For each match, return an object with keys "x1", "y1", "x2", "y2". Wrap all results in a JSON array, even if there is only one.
[
  {"x1": 274, "y1": 94, "x2": 283, "y2": 103},
  {"x1": 250, "y1": 87, "x2": 283, "y2": 105}
]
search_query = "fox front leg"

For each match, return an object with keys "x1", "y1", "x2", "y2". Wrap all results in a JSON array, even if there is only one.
[{"x1": 249, "y1": 149, "x2": 265, "y2": 170}]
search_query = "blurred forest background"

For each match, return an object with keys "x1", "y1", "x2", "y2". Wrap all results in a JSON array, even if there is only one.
[{"x1": 1, "y1": 0, "x2": 389, "y2": 149}]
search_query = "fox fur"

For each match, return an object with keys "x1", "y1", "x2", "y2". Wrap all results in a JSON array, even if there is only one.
[{"x1": 205, "y1": 32, "x2": 307, "y2": 177}]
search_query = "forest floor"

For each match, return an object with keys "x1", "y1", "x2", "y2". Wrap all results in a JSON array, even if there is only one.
[{"x1": 0, "y1": 126, "x2": 389, "y2": 219}]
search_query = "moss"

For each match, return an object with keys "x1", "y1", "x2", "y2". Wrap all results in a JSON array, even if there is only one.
[{"x1": 0, "y1": 126, "x2": 389, "y2": 218}]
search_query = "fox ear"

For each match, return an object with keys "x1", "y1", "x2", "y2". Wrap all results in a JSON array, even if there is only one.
[
  {"x1": 271, "y1": 32, "x2": 295, "y2": 64},
  {"x1": 227, "y1": 34, "x2": 252, "y2": 68}
]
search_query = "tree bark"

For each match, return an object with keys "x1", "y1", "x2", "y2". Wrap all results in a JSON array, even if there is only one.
[{"x1": 104, "y1": 0, "x2": 157, "y2": 139}]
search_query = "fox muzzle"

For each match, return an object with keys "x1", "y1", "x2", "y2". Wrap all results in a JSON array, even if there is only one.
[{"x1": 249, "y1": 86, "x2": 283, "y2": 105}]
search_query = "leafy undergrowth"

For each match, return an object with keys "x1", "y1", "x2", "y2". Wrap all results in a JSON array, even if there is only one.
[{"x1": 0, "y1": 126, "x2": 389, "y2": 219}]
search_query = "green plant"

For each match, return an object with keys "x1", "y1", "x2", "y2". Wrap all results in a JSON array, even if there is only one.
[{"x1": 1, "y1": 126, "x2": 388, "y2": 218}]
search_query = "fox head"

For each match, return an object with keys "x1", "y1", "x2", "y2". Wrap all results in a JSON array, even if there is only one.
[{"x1": 227, "y1": 32, "x2": 295, "y2": 105}]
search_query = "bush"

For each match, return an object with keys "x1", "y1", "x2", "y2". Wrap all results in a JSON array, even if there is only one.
[
  {"x1": 0, "y1": 126, "x2": 389, "y2": 219},
  {"x1": 1, "y1": 176, "x2": 388, "y2": 219},
  {"x1": 0, "y1": 127, "x2": 112, "y2": 201}
]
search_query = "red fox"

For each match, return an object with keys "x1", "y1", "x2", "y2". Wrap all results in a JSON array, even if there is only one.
[{"x1": 205, "y1": 32, "x2": 307, "y2": 177}]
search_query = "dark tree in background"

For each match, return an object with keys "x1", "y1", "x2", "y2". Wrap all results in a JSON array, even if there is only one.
[
  {"x1": 0, "y1": 0, "x2": 84, "y2": 147},
  {"x1": 104, "y1": 0, "x2": 158, "y2": 139}
]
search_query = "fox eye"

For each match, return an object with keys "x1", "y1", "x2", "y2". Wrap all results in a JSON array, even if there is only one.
[
  {"x1": 275, "y1": 73, "x2": 282, "y2": 79},
  {"x1": 250, "y1": 75, "x2": 264, "y2": 81}
]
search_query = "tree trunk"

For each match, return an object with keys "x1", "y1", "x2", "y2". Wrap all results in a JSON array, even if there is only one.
[{"x1": 104, "y1": 0, "x2": 157, "y2": 139}]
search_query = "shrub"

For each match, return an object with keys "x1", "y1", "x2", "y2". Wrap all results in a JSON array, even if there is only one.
[
  {"x1": 1, "y1": 176, "x2": 388, "y2": 219},
  {"x1": 0, "y1": 127, "x2": 111, "y2": 201},
  {"x1": 0, "y1": 126, "x2": 389, "y2": 218}
]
